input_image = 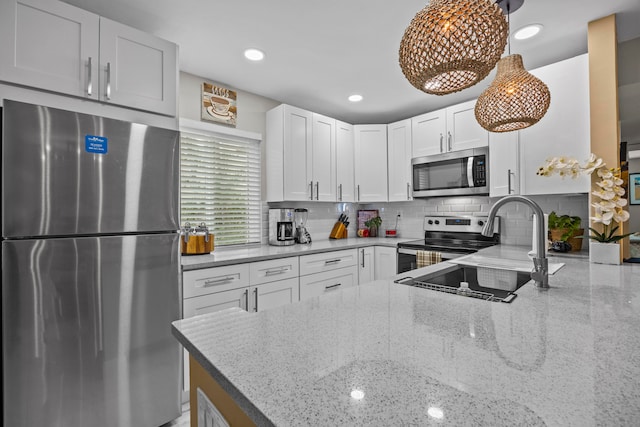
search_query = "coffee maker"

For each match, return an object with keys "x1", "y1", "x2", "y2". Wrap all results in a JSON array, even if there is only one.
[
  {"x1": 268, "y1": 208, "x2": 295, "y2": 246},
  {"x1": 294, "y1": 208, "x2": 312, "y2": 244}
]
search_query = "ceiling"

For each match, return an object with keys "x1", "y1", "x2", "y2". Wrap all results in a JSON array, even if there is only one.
[{"x1": 63, "y1": 0, "x2": 640, "y2": 124}]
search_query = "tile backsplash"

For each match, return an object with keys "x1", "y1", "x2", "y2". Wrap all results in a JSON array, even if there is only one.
[{"x1": 265, "y1": 194, "x2": 588, "y2": 247}]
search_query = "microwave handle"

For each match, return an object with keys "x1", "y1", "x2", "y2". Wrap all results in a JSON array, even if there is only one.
[{"x1": 467, "y1": 157, "x2": 475, "y2": 188}]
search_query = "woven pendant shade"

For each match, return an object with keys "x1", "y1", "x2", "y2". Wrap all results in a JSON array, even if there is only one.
[
  {"x1": 474, "y1": 54, "x2": 551, "y2": 132},
  {"x1": 399, "y1": 0, "x2": 508, "y2": 96}
]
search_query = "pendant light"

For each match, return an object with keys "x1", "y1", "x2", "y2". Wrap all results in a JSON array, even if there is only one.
[
  {"x1": 399, "y1": 0, "x2": 508, "y2": 96},
  {"x1": 474, "y1": 0, "x2": 551, "y2": 132}
]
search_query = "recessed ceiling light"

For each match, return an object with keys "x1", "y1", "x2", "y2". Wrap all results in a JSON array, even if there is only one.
[
  {"x1": 244, "y1": 48, "x2": 265, "y2": 61},
  {"x1": 514, "y1": 24, "x2": 543, "y2": 40},
  {"x1": 348, "y1": 94, "x2": 363, "y2": 102}
]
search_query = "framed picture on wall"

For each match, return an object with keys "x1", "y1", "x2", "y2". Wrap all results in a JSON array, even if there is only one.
[
  {"x1": 630, "y1": 173, "x2": 640, "y2": 205},
  {"x1": 201, "y1": 83, "x2": 237, "y2": 127}
]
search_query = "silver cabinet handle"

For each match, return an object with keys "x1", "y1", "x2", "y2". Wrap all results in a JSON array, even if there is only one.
[
  {"x1": 406, "y1": 182, "x2": 411, "y2": 200},
  {"x1": 243, "y1": 289, "x2": 249, "y2": 311},
  {"x1": 253, "y1": 288, "x2": 258, "y2": 312},
  {"x1": 448, "y1": 131, "x2": 452, "y2": 151},
  {"x1": 265, "y1": 267, "x2": 288, "y2": 276},
  {"x1": 439, "y1": 133, "x2": 444, "y2": 152},
  {"x1": 106, "y1": 62, "x2": 112, "y2": 100},
  {"x1": 87, "y1": 57, "x2": 93, "y2": 96},
  {"x1": 202, "y1": 276, "x2": 234, "y2": 287},
  {"x1": 309, "y1": 180, "x2": 314, "y2": 200},
  {"x1": 315, "y1": 181, "x2": 319, "y2": 200},
  {"x1": 325, "y1": 283, "x2": 342, "y2": 290},
  {"x1": 338, "y1": 184, "x2": 343, "y2": 201},
  {"x1": 357, "y1": 184, "x2": 360, "y2": 201},
  {"x1": 361, "y1": 249, "x2": 365, "y2": 268},
  {"x1": 508, "y1": 169, "x2": 514, "y2": 194},
  {"x1": 324, "y1": 259, "x2": 341, "y2": 265}
]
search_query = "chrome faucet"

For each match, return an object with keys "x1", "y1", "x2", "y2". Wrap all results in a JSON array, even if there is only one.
[{"x1": 481, "y1": 195, "x2": 549, "y2": 289}]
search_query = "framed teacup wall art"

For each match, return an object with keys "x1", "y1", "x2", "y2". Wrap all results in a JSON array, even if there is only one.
[{"x1": 201, "y1": 83, "x2": 237, "y2": 127}]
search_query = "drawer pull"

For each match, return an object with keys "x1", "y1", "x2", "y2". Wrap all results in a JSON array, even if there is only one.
[
  {"x1": 325, "y1": 283, "x2": 342, "y2": 290},
  {"x1": 324, "y1": 259, "x2": 341, "y2": 265},
  {"x1": 201, "y1": 276, "x2": 234, "y2": 287},
  {"x1": 265, "y1": 267, "x2": 289, "y2": 276}
]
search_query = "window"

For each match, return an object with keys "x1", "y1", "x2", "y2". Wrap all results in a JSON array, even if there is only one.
[{"x1": 180, "y1": 122, "x2": 261, "y2": 246}]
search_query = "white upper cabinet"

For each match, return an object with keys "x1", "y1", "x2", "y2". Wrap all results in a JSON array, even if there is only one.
[
  {"x1": 387, "y1": 119, "x2": 413, "y2": 202},
  {"x1": 311, "y1": 113, "x2": 337, "y2": 201},
  {"x1": 412, "y1": 100, "x2": 488, "y2": 158},
  {"x1": 354, "y1": 124, "x2": 388, "y2": 202},
  {"x1": 98, "y1": 18, "x2": 177, "y2": 116},
  {"x1": 519, "y1": 54, "x2": 590, "y2": 195},
  {"x1": 0, "y1": 0, "x2": 177, "y2": 116},
  {"x1": 489, "y1": 131, "x2": 520, "y2": 197},
  {"x1": 446, "y1": 100, "x2": 489, "y2": 151},
  {"x1": 336, "y1": 120, "x2": 355, "y2": 202},
  {"x1": 266, "y1": 105, "x2": 338, "y2": 202},
  {"x1": 411, "y1": 110, "x2": 447, "y2": 158}
]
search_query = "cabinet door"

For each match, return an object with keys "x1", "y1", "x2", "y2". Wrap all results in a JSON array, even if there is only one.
[
  {"x1": 251, "y1": 277, "x2": 300, "y2": 312},
  {"x1": 0, "y1": 0, "x2": 99, "y2": 98},
  {"x1": 99, "y1": 17, "x2": 177, "y2": 116},
  {"x1": 489, "y1": 131, "x2": 520, "y2": 197},
  {"x1": 336, "y1": 121, "x2": 355, "y2": 202},
  {"x1": 354, "y1": 124, "x2": 388, "y2": 202},
  {"x1": 358, "y1": 247, "x2": 375, "y2": 285},
  {"x1": 388, "y1": 119, "x2": 413, "y2": 201},
  {"x1": 183, "y1": 287, "x2": 249, "y2": 318},
  {"x1": 446, "y1": 100, "x2": 488, "y2": 151},
  {"x1": 519, "y1": 54, "x2": 590, "y2": 195},
  {"x1": 311, "y1": 113, "x2": 337, "y2": 201},
  {"x1": 283, "y1": 105, "x2": 313, "y2": 200},
  {"x1": 299, "y1": 266, "x2": 357, "y2": 301},
  {"x1": 411, "y1": 110, "x2": 446, "y2": 157},
  {"x1": 374, "y1": 246, "x2": 398, "y2": 280}
]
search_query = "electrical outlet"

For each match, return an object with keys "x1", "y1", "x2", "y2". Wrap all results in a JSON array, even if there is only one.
[{"x1": 396, "y1": 211, "x2": 402, "y2": 217}]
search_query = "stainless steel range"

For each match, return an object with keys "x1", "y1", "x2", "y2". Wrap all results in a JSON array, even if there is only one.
[{"x1": 397, "y1": 215, "x2": 500, "y2": 273}]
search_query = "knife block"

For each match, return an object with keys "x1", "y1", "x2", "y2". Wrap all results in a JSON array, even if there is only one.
[{"x1": 329, "y1": 222, "x2": 348, "y2": 239}]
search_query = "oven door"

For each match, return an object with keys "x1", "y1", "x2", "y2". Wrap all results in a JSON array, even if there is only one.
[{"x1": 397, "y1": 247, "x2": 475, "y2": 274}]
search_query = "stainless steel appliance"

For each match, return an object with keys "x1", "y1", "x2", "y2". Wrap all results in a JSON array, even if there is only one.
[
  {"x1": 397, "y1": 215, "x2": 500, "y2": 273},
  {"x1": 1, "y1": 100, "x2": 181, "y2": 427},
  {"x1": 268, "y1": 208, "x2": 295, "y2": 246},
  {"x1": 412, "y1": 147, "x2": 489, "y2": 198},
  {"x1": 294, "y1": 208, "x2": 312, "y2": 244}
]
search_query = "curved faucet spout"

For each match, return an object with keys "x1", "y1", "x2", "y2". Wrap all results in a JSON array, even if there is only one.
[{"x1": 482, "y1": 195, "x2": 549, "y2": 289}]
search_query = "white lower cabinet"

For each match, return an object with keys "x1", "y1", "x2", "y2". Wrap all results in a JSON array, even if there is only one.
[
  {"x1": 299, "y1": 267, "x2": 357, "y2": 300},
  {"x1": 358, "y1": 247, "x2": 375, "y2": 285},
  {"x1": 299, "y1": 249, "x2": 358, "y2": 300},
  {"x1": 374, "y1": 246, "x2": 398, "y2": 280}
]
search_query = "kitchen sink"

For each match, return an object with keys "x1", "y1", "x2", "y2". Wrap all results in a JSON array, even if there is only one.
[{"x1": 395, "y1": 264, "x2": 531, "y2": 303}]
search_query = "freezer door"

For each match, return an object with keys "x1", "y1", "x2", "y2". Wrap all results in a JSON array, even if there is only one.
[
  {"x1": 2, "y1": 100, "x2": 179, "y2": 238},
  {"x1": 2, "y1": 233, "x2": 181, "y2": 427}
]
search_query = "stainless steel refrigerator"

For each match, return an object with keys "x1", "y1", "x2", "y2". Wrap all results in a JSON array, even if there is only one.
[{"x1": 1, "y1": 100, "x2": 182, "y2": 427}]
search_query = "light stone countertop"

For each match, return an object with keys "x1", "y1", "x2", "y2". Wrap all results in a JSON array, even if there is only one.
[
  {"x1": 172, "y1": 247, "x2": 640, "y2": 426},
  {"x1": 181, "y1": 237, "x2": 412, "y2": 271}
]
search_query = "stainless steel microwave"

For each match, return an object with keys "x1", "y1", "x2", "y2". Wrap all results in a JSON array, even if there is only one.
[{"x1": 412, "y1": 147, "x2": 489, "y2": 198}]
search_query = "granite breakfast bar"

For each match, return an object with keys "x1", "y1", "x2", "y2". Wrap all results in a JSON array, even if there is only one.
[{"x1": 172, "y1": 249, "x2": 640, "y2": 426}]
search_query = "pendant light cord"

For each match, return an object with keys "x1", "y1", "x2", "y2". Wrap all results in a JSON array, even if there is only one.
[{"x1": 507, "y1": 2, "x2": 511, "y2": 55}]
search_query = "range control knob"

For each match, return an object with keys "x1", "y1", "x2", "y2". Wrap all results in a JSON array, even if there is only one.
[
  {"x1": 478, "y1": 220, "x2": 485, "y2": 226},
  {"x1": 427, "y1": 220, "x2": 433, "y2": 225},
  {"x1": 434, "y1": 220, "x2": 440, "y2": 225}
]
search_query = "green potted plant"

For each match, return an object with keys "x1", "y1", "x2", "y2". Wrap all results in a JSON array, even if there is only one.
[
  {"x1": 364, "y1": 216, "x2": 382, "y2": 237},
  {"x1": 547, "y1": 211, "x2": 584, "y2": 252}
]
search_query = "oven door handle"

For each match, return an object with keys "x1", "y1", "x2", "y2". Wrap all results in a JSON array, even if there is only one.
[
  {"x1": 398, "y1": 248, "x2": 420, "y2": 256},
  {"x1": 398, "y1": 247, "x2": 473, "y2": 260}
]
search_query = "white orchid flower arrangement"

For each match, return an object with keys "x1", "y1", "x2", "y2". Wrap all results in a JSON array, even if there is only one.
[{"x1": 537, "y1": 153, "x2": 632, "y2": 243}]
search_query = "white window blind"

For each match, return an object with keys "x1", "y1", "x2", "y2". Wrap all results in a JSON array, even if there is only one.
[{"x1": 180, "y1": 130, "x2": 261, "y2": 246}]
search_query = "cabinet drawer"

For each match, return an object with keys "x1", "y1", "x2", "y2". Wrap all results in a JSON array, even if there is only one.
[
  {"x1": 183, "y1": 264, "x2": 250, "y2": 299},
  {"x1": 250, "y1": 257, "x2": 299, "y2": 285},
  {"x1": 299, "y1": 249, "x2": 358, "y2": 276},
  {"x1": 299, "y1": 266, "x2": 357, "y2": 301},
  {"x1": 183, "y1": 287, "x2": 249, "y2": 318}
]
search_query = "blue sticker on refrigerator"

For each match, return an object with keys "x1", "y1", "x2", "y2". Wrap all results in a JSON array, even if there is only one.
[{"x1": 85, "y1": 135, "x2": 108, "y2": 154}]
